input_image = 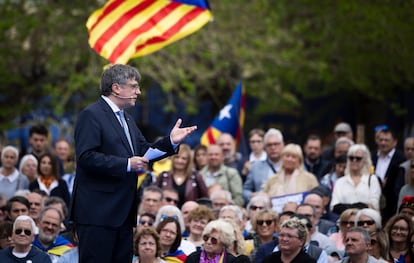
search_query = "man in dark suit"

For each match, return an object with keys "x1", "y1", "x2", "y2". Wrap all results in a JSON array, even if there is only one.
[
  {"x1": 371, "y1": 127, "x2": 405, "y2": 223},
  {"x1": 71, "y1": 64, "x2": 197, "y2": 263}
]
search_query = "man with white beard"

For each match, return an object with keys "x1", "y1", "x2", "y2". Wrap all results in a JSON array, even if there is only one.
[{"x1": 32, "y1": 207, "x2": 73, "y2": 262}]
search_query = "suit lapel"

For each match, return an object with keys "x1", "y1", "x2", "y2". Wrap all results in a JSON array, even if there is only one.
[{"x1": 99, "y1": 98, "x2": 134, "y2": 155}]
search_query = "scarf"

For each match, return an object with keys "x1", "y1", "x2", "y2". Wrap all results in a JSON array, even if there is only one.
[
  {"x1": 39, "y1": 176, "x2": 56, "y2": 189},
  {"x1": 200, "y1": 250, "x2": 225, "y2": 263}
]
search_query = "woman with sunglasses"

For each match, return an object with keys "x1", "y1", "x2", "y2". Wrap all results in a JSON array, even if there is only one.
[
  {"x1": 384, "y1": 214, "x2": 413, "y2": 263},
  {"x1": 246, "y1": 209, "x2": 278, "y2": 260},
  {"x1": 156, "y1": 217, "x2": 187, "y2": 263},
  {"x1": 185, "y1": 219, "x2": 238, "y2": 263},
  {"x1": 354, "y1": 208, "x2": 382, "y2": 234},
  {"x1": 137, "y1": 212, "x2": 156, "y2": 233},
  {"x1": 133, "y1": 227, "x2": 166, "y2": 263},
  {"x1": 244, "y1": 195, "x2": 271, "y2": 234},
  {"x1": 329, "y1": 208, "x2": 359, "y2": 251},
  {"x1": 156, "y1": 144, "x2": 208, "y2": 208},
  {"x1": 330, "y1": 144, "x2": 381, "y2": 215},
  {"x1": 186, "y1": 205, "x2": 215, "y2": 249}
]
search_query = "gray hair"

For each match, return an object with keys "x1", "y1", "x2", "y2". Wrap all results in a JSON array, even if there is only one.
[
  {"x1": 154, "y1": 205, "x2": 185, "y2": 233},
  {"x1": 345, "y1": 144, "x2": 372, "y2": 176},
  {"x1": 219, "y1": 205, "x2": 243, "y2": 221},
  {"x1": 335, "y1": 137, "x2": 354, "y2": 148},
  {"x1": 39, "y1": 207, "x2": 64, "y2": 223},
  {"x1": 203, "y1": 219, "x2": 235, "y2": 249},
  {"x1": 1, "y1": 145, "x2": 19, "y2": 159},
  {"x1": 347, "y1": 227, "x2": 371, "y2": 244},
  {"x1": 100, "y1": 64, "x2": 141, "y2": 96},
  {"x1": 354, "y1": 208, "x2": 382, "y2": 229},
  {"x1": 14, "y1": 215, "x2": 38, "y2": 235},
  {"x1": 264, "y1": 128, "x2": 284, "y2": 144},
  {"x1": 19, "y1": 154, "x2": 38, "y2": 174},
  {"x1": 247, "y1": 195, "x2": 271, "y2": 211},
  {"x1": 210, "y1": 190, "x2": 232, "y2": 203}
]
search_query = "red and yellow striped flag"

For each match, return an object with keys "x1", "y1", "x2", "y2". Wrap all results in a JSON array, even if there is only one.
[{"x1": 87, "y1": 0, "x2": 213, "y2": 64}]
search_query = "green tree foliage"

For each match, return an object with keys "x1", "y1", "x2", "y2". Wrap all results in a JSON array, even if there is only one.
[{"x1": 0, "y1": 0, "x2": 413, "y2": 138}]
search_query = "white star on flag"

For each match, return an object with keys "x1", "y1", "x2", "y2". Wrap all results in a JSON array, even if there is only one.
[{"x1": 219, "y1": 104, "x2": 233, "y2": 120}]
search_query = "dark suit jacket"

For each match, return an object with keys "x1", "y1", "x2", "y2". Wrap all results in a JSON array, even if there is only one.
[
  {"x1": 71, "y1": 98, "x2": 176, "y2": 228},
  {"x1": 371, "y1": 149, "x2": 406, "y2": 222}
]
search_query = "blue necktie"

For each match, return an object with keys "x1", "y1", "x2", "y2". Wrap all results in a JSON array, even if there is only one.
[{"x1": 117, "y1": 111, "x2": 134, "y2": 154}]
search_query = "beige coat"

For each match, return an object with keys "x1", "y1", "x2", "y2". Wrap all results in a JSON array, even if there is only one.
[{"x1": 263, "y1": 169, "x2": 319, "y2": 197}]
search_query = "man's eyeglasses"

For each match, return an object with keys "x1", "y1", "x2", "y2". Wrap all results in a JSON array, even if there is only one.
[
  {"x1": 348, "y1": 156, "x2": 363, "y2": 162},
  {"x1": 257, "y1": 219, "x2": 273, "y2": 226},
  {"x1": 203, "y1": 235, "x2": 218, "y2": 245},
  {"x1": 164, "y1": 197, "x2": 178, "y2": 205},
  {"x1": 139, "y1": 220, "x2": 153, "y2": 226},
  {"x1": 249, "y1": 140, "x2": 263, "y2": 144},
  {"x1": 356, "y1": 220, "x2": 375, "y2": 227},
  {"x1": 121, "y1": 83, "x2": 140, "y2": 91},
  {"x1": 15, "y1": 228, "x2": 32, "y2": 236},
  {"x1": 340, "y1": 221, "x2": 355, "y2": 227}
]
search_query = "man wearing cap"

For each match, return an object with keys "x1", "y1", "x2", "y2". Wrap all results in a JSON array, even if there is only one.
[
  {"x1": 322, "y1": 122, "x2": 354, "y2": 162},
  {"x1": 0, "y1": 215, "x2": 51, "y2": 262},
  {"x1": 398, "y1": 196, "x2": 414, "y2": 220}
]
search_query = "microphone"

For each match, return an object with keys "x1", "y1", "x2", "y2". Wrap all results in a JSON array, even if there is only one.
[{"x1": 112, "y1": 93, "x2": 136, "y2": 99}]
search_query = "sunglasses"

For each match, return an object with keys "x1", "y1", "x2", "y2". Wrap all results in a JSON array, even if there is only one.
[
  {"x1": 356, "y1": 220, "x2": 375, "y2": 227},
  {"x1": 257, "y1": 219, "x2": 273, "y2": 226},
  {"x1": 250, "y1": 205, "x2": 264, "y2": 211},
  {"x1": 203, "y1": 235, "x2": 218, "y2": 245},
  {"x1": 139, "y1": 220, "x2": 153, "y2": 226},
  {"x1": 14, "y1": 228, "x2": 32, "y2": 236},
  {"x1": 348, "y1": 156, "x2": 363, "y2": 162},
  {"x1": 340, "y1": 221, "x2": 355, "y2": 227},
  {"x1": 161, "y1": 215, "x2": 178, "y2": 221},
  {"x1": 165, "y1": 197, "x2": 178, "y2": 204}
]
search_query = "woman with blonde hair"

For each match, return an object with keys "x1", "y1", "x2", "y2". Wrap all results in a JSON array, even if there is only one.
[
  {"x1": 185, "y1": 219, "x2": 239, "y2": 263},
  {"x1": 156, "y1": 144, "x2": 208, "y2": 208},
  {"x1": 329, "y1": 208, "x2": 359, "y2": 251},
  {"x1": 263, "y1": 144, "x2": 319, "y2": 197},
  {"x1": 330, "y1": 144, "x2": 381, "y2": 215}
]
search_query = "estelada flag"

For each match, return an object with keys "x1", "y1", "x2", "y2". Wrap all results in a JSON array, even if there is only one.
[
  {"x1": 86, "y1": 0, "x2": 213, "y2": 64},
  {"x1": 200, "y1": 82, "x2": 246, "y2": 146}
]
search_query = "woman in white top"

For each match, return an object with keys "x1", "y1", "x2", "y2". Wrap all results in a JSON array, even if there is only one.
[{"x1": 330, "y1": 144, "x2": 382, "y2": 214}]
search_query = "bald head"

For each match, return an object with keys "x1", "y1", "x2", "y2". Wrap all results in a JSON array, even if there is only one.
[
  {"x1": 216, "y1": 133, "x2": 235, "y2": 156},
  {"x1": 304, "y1": 193, "x2": 324, "y2": 219}
]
